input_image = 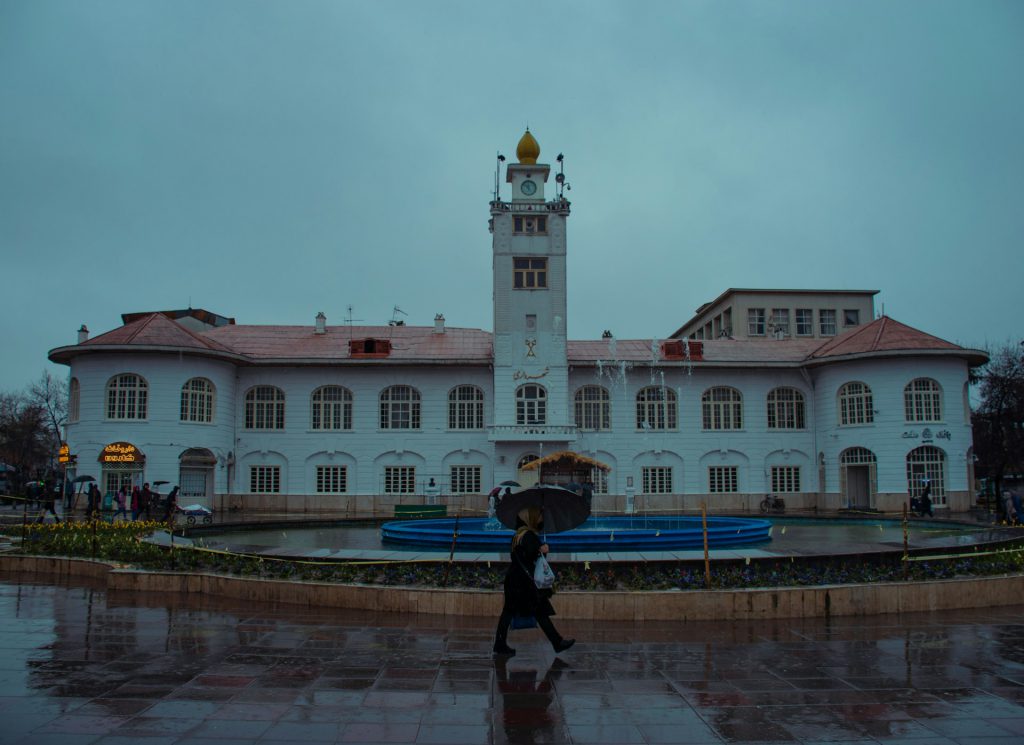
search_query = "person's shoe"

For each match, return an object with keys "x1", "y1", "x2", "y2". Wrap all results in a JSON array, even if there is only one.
[
  {"x1": 553, "y1": 638, "x2": 575, "y2": 654},
  {"x1": 493, "y1": 643, "x2": 516, "y2": 657}
]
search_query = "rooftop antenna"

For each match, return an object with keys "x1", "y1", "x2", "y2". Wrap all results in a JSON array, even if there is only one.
[
  {"x1": 494, "y1": 152, "x2": 506, "y2": 202},
  {"x1": 555, "y1": 153, "x2": 570, "y2": 199},
  {"x1": 387, "y1": 305, "x2": 408, "y2": 343},
  {"x1": 344, "y1": 305, "x2": 364, "y2": 341}
]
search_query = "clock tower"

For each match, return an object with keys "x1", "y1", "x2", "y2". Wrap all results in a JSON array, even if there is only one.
[{"x1": 489, "y1": 130, "x2": 574, "y2": 465}]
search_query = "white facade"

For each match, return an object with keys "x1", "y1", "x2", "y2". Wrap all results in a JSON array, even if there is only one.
[{"x1": 51, "y1": 132, "x2": 985, "y2": 514}]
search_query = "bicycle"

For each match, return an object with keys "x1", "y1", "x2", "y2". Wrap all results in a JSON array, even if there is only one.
[{"x1": 759, "y1": 493, "x2": 786, "y2": 514}]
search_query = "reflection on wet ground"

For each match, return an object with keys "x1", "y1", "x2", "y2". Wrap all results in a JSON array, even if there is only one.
[{"x1": 2, "y1": 571, "x2": 1024, "y2": 743}]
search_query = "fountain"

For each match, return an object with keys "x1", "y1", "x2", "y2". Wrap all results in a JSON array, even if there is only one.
[{"x1": 380, "y1": 514, "x2": 772, "y2": 551}]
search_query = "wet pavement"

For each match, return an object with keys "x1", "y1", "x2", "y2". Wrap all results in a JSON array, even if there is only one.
[{"x1": 1, "y1": 573, "x2": 1024, "y2": 744}]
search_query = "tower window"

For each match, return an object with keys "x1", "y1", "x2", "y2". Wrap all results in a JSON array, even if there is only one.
[
  {"x1": 513, "y1": 216, "x2": 547, "y2": 234},
  {"x1": 513, "y1": 258, "x2": 547, "y2": 289}
]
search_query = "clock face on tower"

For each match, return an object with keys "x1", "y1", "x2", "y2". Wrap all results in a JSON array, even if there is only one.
[{"x1": 521, "y1": 179, "x2": 537, "y2": 196}]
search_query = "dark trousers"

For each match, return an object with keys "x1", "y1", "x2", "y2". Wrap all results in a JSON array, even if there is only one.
[{"x1": 494, "y1": 607, "x2": 562, "y2": 648}]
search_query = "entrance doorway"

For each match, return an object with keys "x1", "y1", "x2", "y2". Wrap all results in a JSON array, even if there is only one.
[
  {"x1": 516, "y1": 455, "x2": 540, "y2": 488},
  {"x1": 179, "y1": 448, "x2": 215, "y2": 505},
  {"x1": 840, "y1": 447, "x2": 877, "y2": 510}
]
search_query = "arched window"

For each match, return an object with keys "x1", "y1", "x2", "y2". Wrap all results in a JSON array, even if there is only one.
[
  {"x1": 766, "y1": 387, "x2": 805, "y2": 429},
  {"x1": 448, "y1": 385, "x2": 484, "y2": 430},
  {"x1": 702, "y1": 386, "x2": 743, "y2": 430},
  {"x1": 906, "y1": 445, "x2": 946, "y2": 504},
  {"x1": 106, "y1": 373, "x2": 148, "y2": 420},
  {"x1": 518, "y1": 454, "x2": 539, "y2": 470},
  {"x1": 380, "y1": 385, "x2": 420, "y2": 429},
  {"x1": 244, "y1": 386, "x2": 285, "y2": 429},
  {"x1": 838, "y1": 382, "x2": 874, "y2": 426},
  {"x1": 180, "y1": 378, "x2": 215, "y2": 423},
  {"x1": 575, "y1": 385, "x2": 610, "y2": 431},
  {"x1": 516, "y1": 385, "x2": 547, "y2": 425},
  {"x1": 311, "y1": 385, "x2": 352, "y2": 430},
  {"x1": 68, "y1": 378, "x2": 80, "y2": 423},
  {"x1": 636, "y1": 386, "x2": 677, "y2": 430},
  {"x1": 904, "y1": 378, "x2": 942, "y2": 422}
]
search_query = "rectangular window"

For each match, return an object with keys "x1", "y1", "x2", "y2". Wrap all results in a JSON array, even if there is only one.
[
  {"x1": 748, "y1": 308, "x2": 765, "y2": 336},
  {"x1": 513, "y1": 257, "x2": 547, "y2": 289},
  {"x1": 642, "y1": 466, "x2": 673, "y2": 494},
  {"x1": 590, "y1": 468, "x2": 608, "y2": 495},
  {"x1": 795, "y1": 308, "x2": 813, "y2": 336},
  {"x1": 770, "y1": 308, "x2": 789, "y2": 335},
  {"x1": 513, "y1": 216, "x2": 547, "y2": 234},
  {"x1": 708, "y1": 466, "x2": 738, "y2": 493},
  {"x1": 771, "y1": 466, "x2": 801, "y2": 493},
  {"x1": 384, "y1": 466, "x2": 416, "y2": 495},
  {"x1": 819, "y1": 309, "x2": 837, "y2": 336},
  {"x1": 450, "y1": 465, "x2": 482, "y2": 494},
  {"x1": 316, "y1": 465, "x2": 347, "y2": 494},
  {"x1": 249, "y1": 466, "x2": 281, "y2": 494},
  {"x1": 844, "y1": 309, "x2": 860, "y2": 326}
]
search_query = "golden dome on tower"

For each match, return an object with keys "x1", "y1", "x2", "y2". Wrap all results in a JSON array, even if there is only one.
[{"x1": 516, "y1": 129, "x2": 540, "y2": 164}]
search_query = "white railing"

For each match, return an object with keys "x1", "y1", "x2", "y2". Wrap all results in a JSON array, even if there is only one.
[
  {"x1": 489, "y1": 199, "x2": 571, "y2": 215},
  {"x1": 487, "y1": 424, "x2": 577, "y2": 442}
]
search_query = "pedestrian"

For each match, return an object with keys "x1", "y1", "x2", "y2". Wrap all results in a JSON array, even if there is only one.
[
  {"x1": 87, "y1": 483, "x2": 101, "y2": 520},
  {"x1": 131, "y1": 485, "x2": 141, "y2": 521},
  {"x1": 113, "y1": 485, "x2": 128, "y2": 521},
  {"x1": 920, "y1": 479, "x2": 934, "y2": 518},
  {"x1": 1003, "y1": 490, "x2": 1018, "y2": 525},
  {"x1": 140, "y1": 482, "x2": 152, "y2": 521},
  {"x1": 493, "y1": 505, "x2": 575, "y2": 657},
  {"x1": 36, "y1": 480, "x2": 61, "y2": 524},
  {"x1": 161, "y1": 486, "x2": 179, "y2": 524}
]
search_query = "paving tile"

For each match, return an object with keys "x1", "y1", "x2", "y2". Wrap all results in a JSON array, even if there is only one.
[{"x1": 4, "y1": 578, "x2": 1024, "y2": 745}]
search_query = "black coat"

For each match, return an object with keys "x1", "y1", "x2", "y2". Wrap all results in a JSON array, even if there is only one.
[{"x1": 502, "y1": 530, "x2": 556, "y2": 618}]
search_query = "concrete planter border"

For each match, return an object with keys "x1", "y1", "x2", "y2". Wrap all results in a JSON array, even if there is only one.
[{"x1": 3, "y1": 553, "x2": 1023, "y2": 621}]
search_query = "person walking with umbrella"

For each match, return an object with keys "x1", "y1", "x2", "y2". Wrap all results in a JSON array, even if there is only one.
[{"x1": 493, "y1": 505, "x2": 575, "y2": 657}]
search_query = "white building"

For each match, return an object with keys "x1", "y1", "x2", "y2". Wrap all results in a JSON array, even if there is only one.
[{"x1": 49, "y1": 131, "x2": 986, "y2": 515}]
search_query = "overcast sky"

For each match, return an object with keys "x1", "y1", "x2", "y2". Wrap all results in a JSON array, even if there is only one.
[{"x1": 2, "y1": 0, "x2": 1022, "y2": 393}]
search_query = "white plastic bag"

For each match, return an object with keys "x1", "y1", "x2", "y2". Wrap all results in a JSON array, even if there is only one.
[{"x1": 534, "y1": 555, "x2": 556, "y2": 589}]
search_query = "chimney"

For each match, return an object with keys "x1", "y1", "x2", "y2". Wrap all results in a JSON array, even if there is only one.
[
  {"x1": 77, "y1": 325, "x2": 89, "y2": 344},
  {"x1": 314, "y1": 312, "x2": 326, "y2": 335},
  {"x1": 433, "y1": 314, "x2": 445, "y2": 334}
]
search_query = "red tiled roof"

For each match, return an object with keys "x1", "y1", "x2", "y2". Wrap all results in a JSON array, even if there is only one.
[
  {"x1": 83, "y1": 313, "x2": 233, "y2": 353},
  {"x1": 809, "y1": 316, "x2": 963, "y2": 360},
  {"x1": 202, "y1": 325, "x2": 493, "y2": 361},
  {"x1": 55, "y1": 315, "x2": 984, "y2": 368},
  {"x1": 568, "y1": 339, "x2": 820, "y2": 364}
]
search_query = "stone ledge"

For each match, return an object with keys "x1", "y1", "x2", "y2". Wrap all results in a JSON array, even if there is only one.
[{"x1": 3, "y1": 553, "x2": 1022, "y2": 621}]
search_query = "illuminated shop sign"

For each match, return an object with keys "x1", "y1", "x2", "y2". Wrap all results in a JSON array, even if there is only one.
[
  {"x1": 98, "y1": 442, "x2": 145, "y2": 464},
  {"x1": 58, "y1": 443, "x2": 75, "y2": 464}
]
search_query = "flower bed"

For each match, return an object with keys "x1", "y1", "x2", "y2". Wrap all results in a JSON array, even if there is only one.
[{"x1": 5, "y1": 522, "x2": 1024, "y2": 592}]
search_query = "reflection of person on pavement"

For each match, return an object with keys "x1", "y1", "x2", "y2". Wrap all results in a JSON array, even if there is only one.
[{"x1": 494, "y1": 655, "x2": 568, "y2": 744}]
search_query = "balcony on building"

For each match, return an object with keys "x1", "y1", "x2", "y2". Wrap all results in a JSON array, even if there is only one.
[{"x1": 487, "y1": 424, "x2": 578, "y2": 442}]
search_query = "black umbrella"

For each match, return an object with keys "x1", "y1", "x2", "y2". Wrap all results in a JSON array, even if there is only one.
[
  {"x1": 495, "y1": 485, "x2": 591, "y2": 534},
  {"x1": 152, "y1": 481, "x2": 170, "y2": 486},
  {"x1": 71, "y1": 475, "x2": 96, "y2": 483},
  {"x1": 499, "y1": 480, "x2": 520, "y2": 487}
]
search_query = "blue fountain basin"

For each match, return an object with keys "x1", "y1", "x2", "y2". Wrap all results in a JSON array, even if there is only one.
[{"x1": 380, "y1": 515, "x2": 773, "y2": 551}]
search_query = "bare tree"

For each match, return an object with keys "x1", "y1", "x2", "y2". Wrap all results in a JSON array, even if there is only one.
[
  {"x1": 973, "y1": 343, "x2": 1024, "y2": 500},
  {"x1": 28, "y1": 370, "x2": 67, "y2": 465},
  {"x1": 0, "y1": 392, "x2": 50, "y2": 491}
]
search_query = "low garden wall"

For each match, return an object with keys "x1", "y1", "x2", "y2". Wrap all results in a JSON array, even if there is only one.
[{"x1": 3, "y1": 553, "x2": 1022, "y2": 621}]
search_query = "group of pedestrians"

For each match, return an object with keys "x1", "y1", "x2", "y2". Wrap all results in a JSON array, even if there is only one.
[{"x1": 39, "y1": 481, "x2": 179, "y2": 524}]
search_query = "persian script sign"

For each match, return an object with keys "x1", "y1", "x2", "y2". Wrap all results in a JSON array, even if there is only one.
[
  {"x1": 98, "y1": 442, "x2": 144, "y2": 464},
  {"x1": 58, "y1": 443, "x2": 74, "y2": 464}
]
